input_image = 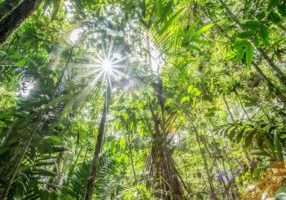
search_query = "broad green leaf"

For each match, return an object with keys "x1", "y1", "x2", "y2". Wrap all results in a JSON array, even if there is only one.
[
  {"x1": 245, "y1": 42, "x2": 254, "y2": 66},
  {"x1": 16, "y1": 58, "x2": 28, "y2": 67},
  {"x1": 259, "y1": 26, "x2": 269, "y2": 45},
  {"x1": 193, "y1": 24, "x2": 213, "y2": 38},
  {"x1": 44, "y1": 135, "x2": 62, "y2": 145},
  {"x1": 180, "y1": 96, "x2": 189, "y2": 104},
  {"x1": 0, "y1": 121, "x2": 7, "y2": 127}
]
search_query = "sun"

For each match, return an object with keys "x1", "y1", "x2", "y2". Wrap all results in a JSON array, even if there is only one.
[
  {"x1": 101, "y1": 59, "x2": 113, "y2": 73},
  {"x1": 69, "y1": 39, "x2": 129, "y2": 94}
]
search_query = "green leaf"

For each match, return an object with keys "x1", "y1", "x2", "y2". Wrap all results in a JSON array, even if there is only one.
[
  {"x1": 227, "y1": 126, "x2": 237, "y2": 140},
  {"x1": 180, "y1": 96, "x2": 189, "y2": 104},
  {"x1": 35, "y1": 161, "x2": 56, "y2": 167},
  {"x1": 0, "y1": 121, "x2": 7, "y2": 127},
  {"x1": 51, "y1": 0, "x2": 61, "y2": 21},
  {"x1": 243, "y1": 20, "x2": 260, "y2": 30},
  {"x1": 250, "y1": 149, "x2": 271, "y2": 156},
  {"x1": 232, "y1": 39, "x2": 253, "y2": 65},
  {"x1": 119, "y1": 138, "x2": 126, "y2": 149},
  {"x1": 259, "y1": 26, "x2": 269, "y2": 45},
  {"x1": 0, "y1": 112, "x2": 13, "y2": 119},
  {"x1": 278, "y1": 4, "x2": 286, "y2": 16},
  {"x1": 245, "y1": 42, "x2": 254, "y2": 66},
  {"x1": 236, "y1": 31, "x2": 253, "y2": 39},
  {"x1": 33, "y1": 169, "x2": 56, "y2": 177},
  {"x1": 234, "y1": 131, "x2": 243, "y2": 143},
  {"x1": 274, "y1": 132, "x2": 284, "y2": 160},
  {"x1": 268, "y1": 11, "x2": 282, "y2": 23},
  {"x1": 244, "y1": 132, "x2": 255, "y2": 148},
  {"x1": 193, "y1": 24, "x2": 213, "y2": 38},
  {"x1": 158, "y1": 8, "x2": 182, "y2": 34},
  {"x1": 267, "y1": 0, "x2": 280, "y2": 10},
  {"x1": 189, "y1": 44, "x2": 202, "y2": 52},
  {"x1": 52, "y1": 146, "x2": 68, "y2": 152},
  {"x1": 16, "y1": 58, "x2": 28, "y2": 67},
  {"x1": 44, "y1": 135, "x2": 62, "y2": 145}
]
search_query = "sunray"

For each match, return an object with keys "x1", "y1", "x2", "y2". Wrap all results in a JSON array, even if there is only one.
[
  {"x1": 110, "y1": 55, "x2": 128, "y2": 65},
  {"x1": 111, "y1": 65, "x2": 125, "y2": 69},
  {"x1": 93, "y1": 54, "x2": 105, "y2": 64},
  {"x1": 68, "y1": 38, "x2": 128, "y2": 94},
  {"x1": 69, "y1": 64, "x2": 94, "y2": 68},
  {"x1": 111, "y1": 69, "x2": 128, "y2": 78},
  {"x1": 107, "y1": 73, "x2": 112, "y2": 89},
  {"x1": 107, "y1": 39, "x2": 114, "y2": 61},
  {"x1": 75, "y1": 70, "x2": 105, "y2": 100}
]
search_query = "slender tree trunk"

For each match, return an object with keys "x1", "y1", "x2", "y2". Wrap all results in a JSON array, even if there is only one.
[
  {"x1": 207, "y1": 113, "x2": 238, "y2": 199},
  {"x1": 84, "y1": 86, "x2": 110, "y2": 200},
  {"x1": 202, "y1": 134, "x2": 233, "y2": 200},
  {"x1": 127, "y1": 128, "x2": 138, "y2": 184},
  {"x1": 251, "y1": 61, "x2": 286, "y2": 105},
  {"x1": 181, "y1": 109, "x2": 218, "y2": 200},
  {"x1": 203, "y1": 8, "x2": 286, "y2": 105},
  {"x1": 193, "y1": 127, "x2": 218, "y2": 200},
  {"x1": 223, "y1": 95, "x2": 235, "y2": 123},
  {"x1": 0, "y1": 0, "x2": 41, "y2": 44},
  {"x1": 217, "y1": 0, "x2": 286, "y2": 87},
  {"x1": 234, "y1": 90, "x2": 250, "y2": 119}
]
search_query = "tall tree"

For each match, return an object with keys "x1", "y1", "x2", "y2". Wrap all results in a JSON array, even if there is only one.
[
  {"x1": 84, "y1": 85, "x2": 111, "y2": 200},
  {"x1": 0, "y1": 0, "x2": 41, "y2": 44}
]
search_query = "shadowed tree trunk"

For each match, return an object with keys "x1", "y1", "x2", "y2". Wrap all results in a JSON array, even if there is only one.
[
  {"x1": 84, "y1": 86, "x2": 110, "y2": 200},
  {"x1": 0, "y1": 0, "x2": 41, "y2": 44}
]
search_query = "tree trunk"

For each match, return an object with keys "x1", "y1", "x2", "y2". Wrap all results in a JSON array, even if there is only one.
[
  {"x1": 0, "y1": 0, "x2": 41, "y2": 44},
  {"x1": 84, "y1": 86, "x2": 110, "y2": 200},
  {"x1": 223, "y1": 95, "x2": 235, "y2": 123},
  {"x1": 182, "y1": 110, "x2": 218, "y2": 200},
  {"x1": 193, "y1": 127, "x2": 218, "y2": 200},
  {"x1": 144, "y1": 22, "x2": 185, "y2": 198},
  {"x1": 148, "y1": 80, "x2": 186, "y2": 200},
  {"x1": 127, "y1": 127, "x2": 138, "y2": 184}
]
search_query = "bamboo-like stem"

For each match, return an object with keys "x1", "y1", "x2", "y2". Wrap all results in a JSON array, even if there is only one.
[
  {"x1": 127, "y1": 127, "x2": 138, "y2": 184},
  {"x1": 223, "y1": 95, "x2": 235, "y2": 123},
  {"x1": 84, "y1": 84, "x2": 110, "y2": 200}
]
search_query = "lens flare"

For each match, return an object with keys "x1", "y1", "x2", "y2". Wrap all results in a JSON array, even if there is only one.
[{"x1": 101, "y1": 59, "x2": 113, "y2": 73}]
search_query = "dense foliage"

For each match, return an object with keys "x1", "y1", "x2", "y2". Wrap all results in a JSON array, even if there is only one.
[{"x1": 0, "y1": 0, "x2": 286, "y2": 199}]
